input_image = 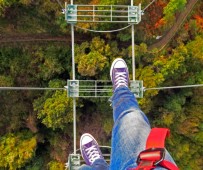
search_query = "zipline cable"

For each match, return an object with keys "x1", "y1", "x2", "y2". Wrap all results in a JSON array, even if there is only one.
[
  {"x1": 144, "y1": 84, "x2": 203, "y2": 91},
  {"x1": 1, "y1": 84, "x2": 203, "y2": 91},
  {"x1": 55, "y1": 0, "x2": 64, "y2": 9},
  {"x1": 142, "y1": 0, "x2": 157, "y2": 12},
  {"x1": 0, "y1": 87, "x2": 65, "y2": 90}
]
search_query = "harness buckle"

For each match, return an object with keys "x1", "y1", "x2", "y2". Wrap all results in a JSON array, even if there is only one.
[{"x1": 136, "y1": 148, "x2": 165, "y2": 166}]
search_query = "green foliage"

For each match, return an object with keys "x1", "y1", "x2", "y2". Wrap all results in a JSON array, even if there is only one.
[
  {"x1": 56, "y1": 14, "x2": 68, "y2": 33},
  {"x1": 100, "y1": 0, "x2": 129, "y2": 5},
  {"x1": 0, "y1": 0, "x2": 202, "y2": 169},
  {"x1": 154, "y1": 44, "x2": 187, "y2": 78},
  {"x1": 152, "y1": 71, "x2": 203, "y2": 169},
  {"x1": 30, "y1": 46, "x2": 68, "y2": 81},
  {"x1": 0, "y1": 0, "x2": 35, "y2": 17},
  {"x1": 187, "y1": 35, "x2": 203, "y2": 64},
  {"x1": 0, "y1": 0, "x2": 16, "y2": 16},
  {"x1": 38, "y1": 90, "x2": 73, "y2": 130},
  {"x1": 0, "y1": 44, "x2": 73, "y2": 167},
  {"x1": 24, "y1": 156, "x2": 44, "y2": 170},
  {"x1": 75, "y1": 37, "x2": 121, "y2": 78},
  {"x1": 0, "y1": 47, "x2": 20, "y2": 73},
  {"x1": 0, "y1": 131, "x2": 37, "y2": 169},
  {"x1": 96, "y1": 100, "x2": 113, "y2": 135},
  {"x1": 164, "y1": 94, "x2": 186, "y2": 113},
  {"x1": 136, "y1": 64, "x2": 165, "y2": 112},
  {"x1": 102, "y1": 118, "x2": 113, "y2": 135},
  {"x1": 78, "y1": 51, "x2": 107, "y2": 76},
  {"x1": 0, "y1": 45, "x2": 71, "y2": 83},
  {"x1": 0, "y1": 0, "x2": 66, "y2": 34},
  {"x1": 48, "y1": 132, "x2": 70, "y2": 163},
  {"x1": 34, "y1": 80, "x2": 73, "y2": 130},
  {"x1": 47, "y1": 161, "x2": 65, "y2": 170},
  {"x1": 0, "y1": 75, "x2": 13, "y2": 86},
  {"x1": 117, "y1": 32, "x2": 132, "y2": 42},
  {"x1": 163, "y1": 0, "x2": 187, "y2": 21}
]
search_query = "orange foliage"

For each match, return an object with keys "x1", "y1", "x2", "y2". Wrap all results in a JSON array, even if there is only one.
[
  {"x1": 157, "y1": 0, "x2": 167, "y2": 7},
  {"x1": 154, "y1": 18, "x2": 166, "y2": 29},
  {"x1": 184, "y1": 22, "x2": 189, "y2": 30},
  {"x1": 143, "y1": 0, "x2": 167, "y2": 32},
  {"x1": 193, "y1": 15, "x2": 203, "y2": 29},
  {"x1": 90, "y1": 0, "x2": 100, "y2": 5}
]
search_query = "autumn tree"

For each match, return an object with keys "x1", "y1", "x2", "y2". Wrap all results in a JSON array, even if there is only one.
[
  {"x1": 0, "y1": 131, "x2": 37, "y2": 169},
  {"x1": 163, "y1": 0, "x2": 187, "y2": 21},
  {"x1": 75, "y1": 37, "x2": 122, "y2": 78},
  {"x1": 34, "y1": 79, "x2": 73, "y2": 130}
]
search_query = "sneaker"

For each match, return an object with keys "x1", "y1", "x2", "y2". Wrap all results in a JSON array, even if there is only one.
[
  {"x1": 110, "y1": 58, "x2": 129, "y2": 91},
  {"x1": 80, "y1": 133, "x2": 104, "y2": 166}
]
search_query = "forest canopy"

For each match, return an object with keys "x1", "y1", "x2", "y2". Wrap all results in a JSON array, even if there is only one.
[{"x1": 0, "y1": 0, "x2": 202, "y2": 169}]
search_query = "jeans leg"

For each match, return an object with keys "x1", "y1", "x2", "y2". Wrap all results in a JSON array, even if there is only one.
[
  {"x1": 111, "y1": 87, "x2": 149, "y2": 124},
  {"x1": 78, "y1": 159, "x2": 109, "y2": 170},
  {"x1": 109, "y1": 87, "x2": 176, "y2": 170},
  {"x1": 78, "y1": 164, "x2": 93, "y2": 170}
]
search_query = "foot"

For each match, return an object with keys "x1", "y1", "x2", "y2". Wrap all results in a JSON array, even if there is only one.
[
  {"x1": 110, "y1": 58, "x2": 129, "y2": 91},
  {"x1": 80, "y1": 133, "x2": 104, "y2": 166}
]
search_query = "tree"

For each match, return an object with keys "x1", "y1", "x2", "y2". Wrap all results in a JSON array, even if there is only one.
[
  {"x1": 0, "y1": 0, "x2": 16, "y2": 16},
  {"x1": 47, "y1": 161, "x2": 65, "y2": 170},
  {"x1": 163, "y1": 0, "x2": 187, "y2": 21},
  {"x1": 151, "y1": 34, "x2": 203, "y2": 169},
  {"x1": 34, "y1": 79, "x2": 73, "y2": 130},
  {"x1": 75, "y1": 37, "x2": 111, "y2": 77},
  {"x1": 0, "y1": 131, "x2": 37, "y2": 169}
]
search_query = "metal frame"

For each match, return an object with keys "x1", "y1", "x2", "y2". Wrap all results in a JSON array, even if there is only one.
[
  {"x1": 65, "y1": 80, "x2": 143, "y2": 98},
  {"x1": 66, "y1": 0, "x2": 142, "y2": 167},
  {"x1": 65, "y1": 4, "x2": 142, "y2": 23},
  {"x1": 66, "y1": 146, "x2": 111, "y2": 169}
]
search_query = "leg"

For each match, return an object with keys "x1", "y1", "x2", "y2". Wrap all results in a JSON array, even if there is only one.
[
  {"x1": 79, "y1": 164, "x2": 93, "y2": 170},
  {"x1": 109, "y1": 58, "x2": 176, "y2": 170},
  {"x1": 110, "y1": 87, "x2": 151, "y2": 169},
  {"x1": 79, "y1": 159, "x2": 108, "y2": 170}
]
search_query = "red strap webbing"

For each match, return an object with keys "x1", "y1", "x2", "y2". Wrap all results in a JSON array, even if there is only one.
[
  {"x1": 159, "y1": 160, "x2": 180, "y2": 170},
  {"x1": 130, "y1": 128, "x2": 179, "y2": 170},
  {"x1": 146, "y1": 128, "x2": 170, "y2": 149}
]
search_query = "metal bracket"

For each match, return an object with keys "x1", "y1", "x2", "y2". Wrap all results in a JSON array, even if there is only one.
[
  {"x1": 66, "y1": 5, "x2": 77, "y2": 23},
  {"x1": 130, "y1": 80, "x2": 143, "y2": 98},
  {"x1": 67, "y1": 154, "x2": 80, "y2": 170},
  {"x1": 66, "y1": 80, "x2": 79, "y2": 97}
]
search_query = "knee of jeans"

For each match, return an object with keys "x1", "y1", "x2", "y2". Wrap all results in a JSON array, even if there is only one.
[{"x1": 115, "y1": 108, "x2": 150, "y2": 125}]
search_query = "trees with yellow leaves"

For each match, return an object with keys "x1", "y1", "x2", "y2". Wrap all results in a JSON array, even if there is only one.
[
  {"x1": 0, "y1": 131, "x2": 37, "y2": 169},
  {"x1": 163, "y1": 0, "x2": 187, "y2": 21},
  {"x1": 75, "y1": 37, "x2": 121, "y2": 78},
  {"x1": 0, "y1": 0, "x2": 202, "y2": 169},
  {"x1": 34, "y1": 80, "x2": 73, "y2": 130}
]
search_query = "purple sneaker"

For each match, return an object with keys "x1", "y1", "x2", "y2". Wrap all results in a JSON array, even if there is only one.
[
  {"x1": 80, "y1": 133, "x2": 104, "y2": 166},
  {"x1": 110, "y1": 58, "x2": 129, "y2": 91}
]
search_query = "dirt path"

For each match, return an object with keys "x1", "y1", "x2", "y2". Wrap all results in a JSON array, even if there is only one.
[
  {"x1": 148, "y1": 0, "x2": 199, "y2": 51},
  {"x1": 0, "y1": 34, "x2": 84, "y2": 43},
  {"x1": 0, "y1": 36, "x2": 67, "y2": 43}
]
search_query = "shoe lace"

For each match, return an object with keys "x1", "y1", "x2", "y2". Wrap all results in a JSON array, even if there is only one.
[
  {"x1": 115, "y1": 72, "x2": 128, "y2": 89},
  {"x1": 85, "y1": 145, "x2": 102, "y2": 164}
]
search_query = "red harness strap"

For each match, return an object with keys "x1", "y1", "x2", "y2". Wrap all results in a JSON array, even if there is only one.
[{"x1": 131, "y1": 128, "x2": 179, "y2": 170}]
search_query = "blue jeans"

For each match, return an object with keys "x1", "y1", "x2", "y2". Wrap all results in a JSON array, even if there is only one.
[{"x1": 79, "y1": 87, "x2": 176, "y2": 170}]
